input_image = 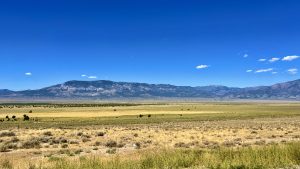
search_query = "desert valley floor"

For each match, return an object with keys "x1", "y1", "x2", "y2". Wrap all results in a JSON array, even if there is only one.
[{"x1": 0, "y1": 102, "x2": 300, "y2": 169}]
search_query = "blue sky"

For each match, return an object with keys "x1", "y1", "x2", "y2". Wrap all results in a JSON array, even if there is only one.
[{"x1": 0, "y1": 0, "x2": 300, "y2": 90}]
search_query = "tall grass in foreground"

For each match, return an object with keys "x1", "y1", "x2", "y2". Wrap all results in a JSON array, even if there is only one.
[{"x1": 3, "y1": 142, "x2": 300, "y2": 169}]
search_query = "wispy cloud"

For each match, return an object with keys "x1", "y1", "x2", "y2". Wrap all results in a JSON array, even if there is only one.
[
  {"x1": 271, "y1": 72, "x2": 278, "y2": 74},
  {"x1": 81, "y1": 74, "x2": 97, "y2": 79},
  {"x1": 287, "y1": 68, "x2": 298, "y2": 75},
  {"x1": 269, "y1": 57, "x2": 280, "y2": 63},
  {"x1": 246, "y1": 70, "x2": 253, "y2": 73},
  {"x1": 25, "y1": 72, "x2": 32, "y2": 76},
  {"x1": 88, "y1": 76, "x2": 97, "y2": 79},
  {"x1": 282, "y1": 55, "x2": 300, "y2": 61},
  {"x1": 196, "y1": 65, "x2": 209, "y2": 69},
  {"x1": 243, "y1": 54, "x2": 248, "y2": 58},
  {"x1": 255, "y1": 68, "x2": 273, "y2": 73},
  {"x1": 258, "y1": 59, "x2": 266, "y2": 62}
]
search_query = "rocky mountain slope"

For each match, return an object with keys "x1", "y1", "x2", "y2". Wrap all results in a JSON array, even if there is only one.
[{"x1": 0, "y1": 79, "x2": 300, "y2": 100}]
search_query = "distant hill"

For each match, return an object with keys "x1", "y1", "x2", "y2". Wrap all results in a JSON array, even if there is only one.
[{"x1": 0, "y1": 79, "x2": 300, "y2": 100}]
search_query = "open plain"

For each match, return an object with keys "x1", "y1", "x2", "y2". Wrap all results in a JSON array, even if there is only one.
[{"x1": 1, "y1": 102, "x2": 300, "y2": 169}]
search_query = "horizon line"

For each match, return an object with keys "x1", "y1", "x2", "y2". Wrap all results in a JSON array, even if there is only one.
[{"x1": 1, "y1": 78, "x2": 299, "y2": 92}]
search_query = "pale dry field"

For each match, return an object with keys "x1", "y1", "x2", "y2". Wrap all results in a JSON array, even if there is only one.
[
  {"x1": 0, "y1": 102, "x2": 299, "y2": 117},
  {"x1": 0, "y1": 105, "x2": 220, "y2": 118}
]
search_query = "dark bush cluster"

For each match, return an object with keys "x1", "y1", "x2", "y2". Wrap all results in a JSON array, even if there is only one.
[
  {"x1": 0, "y1": 131, "x2": 16, "y2": 137},
  {"x1": 105, "y1": 140, "x2": 118, "y2": 148},
  {"x1": 43, "y1": 131, "x2": 53, "y2": 136},
  {"x1": 134, "y1": 142, "x2": 141, "y2": 149},
  {"x1": 12, "y1": 115, "x2": 16, "y2": 120},
  {"x1": 2, "y1": 114, "x2": 31, "y2": 122},
  {"x1": 22, "y1": 137, "x2": 41, "y2": 149},
  {"x1": 96, "y1": 131, "x2": 105, "y2": 137},
  {"x1": 23, "y1": 114, "x2": 30, "y2": 121},
  {"x1": 2, "y1": 115, "x2": 18, "y2": 121}
]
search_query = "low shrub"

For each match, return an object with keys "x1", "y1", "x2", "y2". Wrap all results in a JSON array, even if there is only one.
[
  {"x1": 96, "y1": 132, "x2": 105, "y2": 137},
  {"x1": 105, "y1": 140, "x2": 117, "y2": 148},
  {"x1": 0, "y1": 131, "x2": 16, "y2": 137},
  {"x1": 22, "y1": 138, "x2": 41, "y2": 149},
  {"x1": 43, "y1": 131, "x2": 53, "y2": 136}
]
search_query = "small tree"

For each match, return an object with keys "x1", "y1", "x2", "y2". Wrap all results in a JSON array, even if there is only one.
[
  {"x1": 5, "y1": 115, "x2": 10, "y2": 121},
  {"x1": 12, "y1": 115, "x2": 16, "y2": 121},
  {"x1": 23, "y1": 114, "x2": 30, "y2": 121}
]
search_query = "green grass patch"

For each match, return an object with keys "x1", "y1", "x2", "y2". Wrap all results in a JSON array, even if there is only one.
[{"x1": 33, "y1": 142, "x2": 300, "y2": 169}]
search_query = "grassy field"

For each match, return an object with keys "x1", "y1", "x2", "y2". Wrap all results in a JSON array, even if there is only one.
[
  {"x1": 0, "y1": 102, "x2": 300, "y2": 169},
  {"x1": 30, "y1": 142, "x2": 300, "y2": 169},
  {"x1": 1, "y1": 102, "x2": 300, "y2": 128}
]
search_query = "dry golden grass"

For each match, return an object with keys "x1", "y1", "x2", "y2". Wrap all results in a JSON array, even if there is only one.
[
  {"x1": 1, "y1": 102, "x2": 300, "y2": 118},
  {"x1": 0, "y1": 102, "x2": 300, "y2": 168}
]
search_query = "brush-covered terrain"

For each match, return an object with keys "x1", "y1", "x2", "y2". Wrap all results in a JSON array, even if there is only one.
[{"x1": 1, "y1": 102, "x2": 300, "y2": 169}]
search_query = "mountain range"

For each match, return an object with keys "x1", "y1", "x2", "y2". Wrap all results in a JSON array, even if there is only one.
[{"x1": 0, "y1": 79, "x2": 300, "y2": 100}]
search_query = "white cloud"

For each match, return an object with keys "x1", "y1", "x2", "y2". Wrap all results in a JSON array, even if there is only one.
[
  {"x1": 25, "y1": 72, "x2": 32, "y2": 76},
  {"x1": 269, "y1": 57, "x2": 280, "y2": 63},
  {"x1": 255, "y1": 68, "x2": 273, "y2": 73},
  {"x1": 282, "y1": 55, "x2": 300, "y2": 61},
  {"x1": 271, "y1": 72, "x2": 278, "y2": 74},
  {"x1": 258, "y1": 59, "x2": 266, "y2": 62},
  {"x1": 81, "y1": 74, "x2": 97, "y2": 79},
  {"x1": 196, "y1": 65, "x2": 209, "y2": 69},
  {"x1": 243, "y1": 54, "x2": 248, "y2": 58},
  {"x1": 287, "y1": 68, "x2": 298, "y2": 75},
  {"x1": 246, "y1": 70, "x2": 253, "y2": 73},
  {"x1": 88, "y1": 76, "x2": 97, "y2": 79}
]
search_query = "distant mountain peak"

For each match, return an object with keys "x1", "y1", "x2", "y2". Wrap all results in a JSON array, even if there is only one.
[{"x1": 0, "y1": 79, "x2": 300, "y2": 100}]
